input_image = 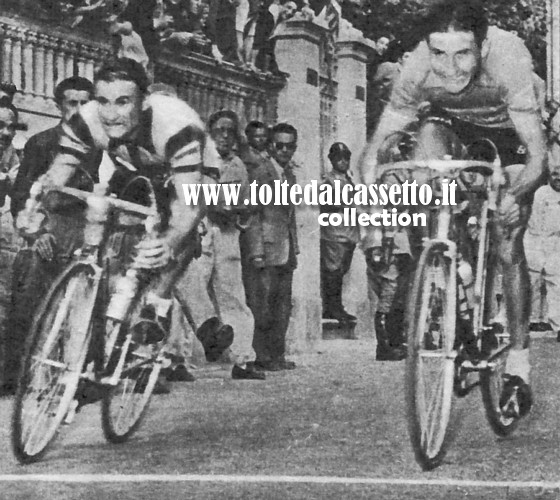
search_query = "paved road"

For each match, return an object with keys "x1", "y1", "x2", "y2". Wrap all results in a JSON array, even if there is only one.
[{"x1": 1, "y1": 336, "x2": 560, "y2": 499}]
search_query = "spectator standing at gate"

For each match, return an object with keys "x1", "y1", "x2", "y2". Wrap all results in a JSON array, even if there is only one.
[
  {"x1": 0, "y1": 100, "x2": 20, "y2": 249},
  {"x1": 245, "y1": 122, "x2": 299, "y2": 371},
  {"x1": 320, "y1": 142, "x2": 358, "y2": 323},
  {"x1": 0, "y1": 100, "x2": 19, "y2": 396},
  {"x1": 2, "y1": 77, "x2": 94, "y2": 397},
  {"x1": 176, "y1": 110, "x2": 265, "y2": 380},
  {"x1": 239, "y1": 120, "x2": 271, "y2": 306}
]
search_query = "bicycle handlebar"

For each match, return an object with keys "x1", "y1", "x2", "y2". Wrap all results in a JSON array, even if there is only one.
[
  {"x1": 377, "y1": 159, "x2": 499, "y2": 179},
  {"x1": 49, "y1": 186, "x2": 158, "y2": 218}
]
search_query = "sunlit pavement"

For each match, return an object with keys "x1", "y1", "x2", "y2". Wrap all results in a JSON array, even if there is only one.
[{"x1": 0, "y1": 334, "x2": 559, "y2": 499}]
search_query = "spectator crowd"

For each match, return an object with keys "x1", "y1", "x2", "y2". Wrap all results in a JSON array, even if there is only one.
[
  {"x1": 1, "y1": 0, "x2": 560, "y2": 406},
  {"x1": 21, "y1": 0, "x2": 342, "y2": 74}
]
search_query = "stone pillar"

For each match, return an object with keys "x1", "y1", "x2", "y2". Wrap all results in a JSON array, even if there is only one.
[
  {"x1": 335, "y1": 38, "x2": 376, "y2": 339},
  {"x1": 335, "y1": 40, "x2": 372, "y2": 169},
  {"x1": 274, "y1": 20, "x2": 325, "y2": 353},
  {"x1": 547, "y1": 0, "x2": 560, "y2": 101}
]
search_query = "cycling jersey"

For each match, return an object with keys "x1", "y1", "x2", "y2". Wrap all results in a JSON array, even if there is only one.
[
  {"x1": 58, "y1": 93, "x2": 209, "y2": 184},
  {"x1": 391, "y1": 26, "x2": 540, "y2": 129}
]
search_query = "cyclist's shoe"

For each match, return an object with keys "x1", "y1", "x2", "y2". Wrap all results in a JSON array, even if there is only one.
[
  {"x1": 166, "y1": 364, "x2": 196, "y2": 382},
  {"x1": 131, "y1": 305, "x2": 169, "y2": 344},
  {"x1": 152, "y1": 378, "x2": 171, "y2": 395},
  {"x1": 196, "y1": 317, "x2": 234, "y2": 362},
  {"x1": 499, "y1": 375, "x2": 533, "y2": 419},
  {"x1": 232, "y1": 364, "x2": 266, "y2": 380},
  {"x1": 74, "y1": 379, "x2": 105, "y2": 409}
]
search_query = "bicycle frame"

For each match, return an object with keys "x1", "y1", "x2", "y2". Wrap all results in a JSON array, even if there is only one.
[{"x1": 42, "y1": 183, "x2": 162, "y2": 386}]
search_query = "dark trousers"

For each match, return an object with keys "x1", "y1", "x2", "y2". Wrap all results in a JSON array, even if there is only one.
[
  {"x1": 4, "y1": 249, "x2": 60, "y2": 388},
  {"x1": 320, "y1": 240, "x2": 356, "y2": 315},
  {"x1": 248, "y1": 263, "x2": 294, "y2": 363}
]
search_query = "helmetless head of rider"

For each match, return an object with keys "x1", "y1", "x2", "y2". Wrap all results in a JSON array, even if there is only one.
[
  {"x1": 94, "y1": 58, "x2": 149, "y2": 141},
  {"x1": 421, "y1": 0, "x2": 488, "y2": 94}
]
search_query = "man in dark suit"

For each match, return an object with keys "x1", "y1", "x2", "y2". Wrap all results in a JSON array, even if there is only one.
[
  {"x1": 246, "y1": 122, "x2": 299, "y2": 371},
  {"x1": 11, "y1": 76, "x2": 94, "y2": 220},
  {"x1": 2, "y1": 77, "x2": 93, "y2": 396}
]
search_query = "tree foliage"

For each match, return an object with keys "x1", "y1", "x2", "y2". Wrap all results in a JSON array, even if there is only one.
[{"x1": 341, "y1": 0, "x2": 548, "y2": 77}]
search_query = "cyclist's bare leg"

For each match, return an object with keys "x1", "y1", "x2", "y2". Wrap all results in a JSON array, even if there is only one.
[
  {"x1": 494, "y1": 220, "x2": 533, "y2": 417},
  {"x1": 495, "y1": 223, "x2": 531, "y2": 349}
]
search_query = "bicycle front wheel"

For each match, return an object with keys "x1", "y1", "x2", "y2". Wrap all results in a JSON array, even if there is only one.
[
  {"x1": 12, "y1": 263, "x2": 99, "y2": 464},
  {"x1": 405, "y1": 242, "x2": 457, "y2": 470}
]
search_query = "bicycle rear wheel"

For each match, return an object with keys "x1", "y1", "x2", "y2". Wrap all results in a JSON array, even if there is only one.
[
  {"x1": 480, "y1": 336, "x2": 519, "y2": 436},
  {"x1": 405, "y1": 242, "x2": 457, "y2": 470},
  {"x1": 101, "y1": 309, "x2": 163, "y2": 443},
  {"x1": 12, "y1": 263, "x2": 99, "y2": 463}
]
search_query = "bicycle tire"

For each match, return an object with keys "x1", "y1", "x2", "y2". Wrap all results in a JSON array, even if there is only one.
[
  {"x1": 12, "y1": 263, "x2": 99, "y2": 464},
  {"x1": 480, "y1": 344, "x2": 519, "y2": 436},
  {"x1": 405, "y1": 241, "x2": 457, "y2": 470},
  {"x1": 101, "y1": 308, "x2": 162, "y2": 444}
]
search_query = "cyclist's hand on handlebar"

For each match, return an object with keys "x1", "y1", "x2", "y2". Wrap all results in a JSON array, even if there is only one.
[
  {"x1": 32, "y1": 233, "x2": 56, "y2": 261},
  {"x1": 498, "y1": 193, "x2": 520, "y2": 228},
  {"x1": 134, "y1": 237, "x2": 175, "y2": 269}
]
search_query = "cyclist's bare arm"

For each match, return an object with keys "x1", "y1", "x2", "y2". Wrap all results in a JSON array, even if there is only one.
[
  {"x1": 359, "y1": 106, "x2": 416, "y2": 186},
  {"x1": 14, "y1": 152, "x2": 83, "y2": 233},
  {"x1": 39, "y1": 152, "x2": 83, "y2": 187},
  {"x1": 506, "y1": 110, "x2": 547, "y2": 200}
]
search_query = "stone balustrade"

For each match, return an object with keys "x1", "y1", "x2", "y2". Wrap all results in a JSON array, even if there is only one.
[{"x1": 0, "y1": 13, "x2": 284, "y2": 137}]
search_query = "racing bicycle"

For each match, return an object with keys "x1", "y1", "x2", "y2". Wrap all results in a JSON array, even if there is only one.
[
  {"x1": 379, "y1": 155, "x2": 521, "y2": 470},
  {"x1": 11, "y1": 177, "x2": 175, "y2": 463}
]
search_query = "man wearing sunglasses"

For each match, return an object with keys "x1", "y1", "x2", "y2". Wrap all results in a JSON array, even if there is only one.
[{"x1": 245, "y1": 122, "x2": 299, "y2": 371}]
